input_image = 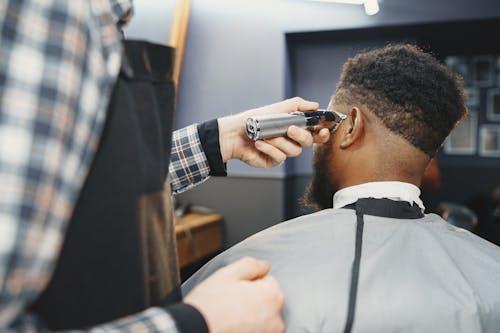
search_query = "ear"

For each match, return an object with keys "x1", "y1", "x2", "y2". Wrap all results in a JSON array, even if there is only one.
[{"x1": 339, "y1": 107, "x2": 365, "y2": 149}]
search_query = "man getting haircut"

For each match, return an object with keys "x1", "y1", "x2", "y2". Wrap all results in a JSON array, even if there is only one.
[{"x1": 183, "y1": 45, "x2": 500, "y2": 333}]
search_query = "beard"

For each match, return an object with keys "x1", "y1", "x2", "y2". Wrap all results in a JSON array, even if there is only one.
[{"x1": 301, "y1": 145, "x2": 336, "y2": 210}]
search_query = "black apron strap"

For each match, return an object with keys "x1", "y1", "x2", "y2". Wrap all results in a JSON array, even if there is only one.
[
  {"x1": 342, "y1": 198, "x2": 423, "y2": 333},
  {"x1": 29, "y1": 40, "x2": 178, "y2": 330}
]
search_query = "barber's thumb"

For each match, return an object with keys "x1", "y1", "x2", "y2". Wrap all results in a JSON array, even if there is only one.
[{"x1": 226, "y1": 257, "x2": 270, "y2": 281}]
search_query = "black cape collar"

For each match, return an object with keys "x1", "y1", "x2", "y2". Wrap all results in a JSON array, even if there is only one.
[{"x1": 342, "y1": 197, "x2": 424, "y2": 219}]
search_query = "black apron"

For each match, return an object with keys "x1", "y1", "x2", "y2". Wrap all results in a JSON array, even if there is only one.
[
  {"x1": 30, "y1": 40, "x2": 180, "y2": 330},
  {"x1": 342, "y1": 198, "x2": 424, "y2": 333}
]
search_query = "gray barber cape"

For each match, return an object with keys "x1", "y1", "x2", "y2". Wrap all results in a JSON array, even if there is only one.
[{"x1": 182, "y1": 207, "x2": 500, "y2": 332}]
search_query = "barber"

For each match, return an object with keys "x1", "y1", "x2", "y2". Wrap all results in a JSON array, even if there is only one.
[{"x1": 0, "y1": 1, "x2": 330, "y2": 332}]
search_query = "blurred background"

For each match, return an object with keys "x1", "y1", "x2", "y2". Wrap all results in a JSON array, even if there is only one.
[{"x1": 125, "y1": 0, "x2": 500, "y2": 256}]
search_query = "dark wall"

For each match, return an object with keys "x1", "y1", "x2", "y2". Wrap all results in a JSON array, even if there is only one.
[
  {"x1": 423, "y1": 166, "x2": 500, "y2": 213},
  {"x1": 176, "y1": 176, "x2": 285, "y2": 247}
]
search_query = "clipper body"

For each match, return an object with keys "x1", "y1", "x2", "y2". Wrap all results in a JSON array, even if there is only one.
[{"x1": 246, "y1": 110, "x2": 345, "y2": 141}]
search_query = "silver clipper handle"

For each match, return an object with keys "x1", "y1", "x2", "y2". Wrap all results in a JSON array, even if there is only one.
[{"x1": 246, "y1": 112, "x2": 308, "y2": 141}]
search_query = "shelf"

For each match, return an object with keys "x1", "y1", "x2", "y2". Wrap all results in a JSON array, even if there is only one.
[{"x1": 175, "y1": 213, "x2": 223, "y2": 269}]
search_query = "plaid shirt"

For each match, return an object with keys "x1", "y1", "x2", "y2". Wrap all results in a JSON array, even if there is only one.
[{"x1": 0, "y1": 0, "x2": 211, "y2": 331}]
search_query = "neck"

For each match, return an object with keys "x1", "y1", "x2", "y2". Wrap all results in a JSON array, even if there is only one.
[
  {"x1": 334, "y1": 146, "x2": 429, "y2": 192},
  {"x1": 336, "y1": 174, "x2": 421, "y2": 192}
]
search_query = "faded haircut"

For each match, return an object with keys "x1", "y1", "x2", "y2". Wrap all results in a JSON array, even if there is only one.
[{"x1": 331, "y1": 44, "x2": 467, "y2": 156}]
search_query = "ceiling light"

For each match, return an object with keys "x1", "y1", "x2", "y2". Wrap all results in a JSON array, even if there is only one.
[{"x1": 310, "y1": 0, "x2": 380, "y2": 16}]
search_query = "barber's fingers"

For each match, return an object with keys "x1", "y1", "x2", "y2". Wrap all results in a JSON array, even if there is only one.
[
  {"x1": 255, "y1": 140, "x2": 297, "y2": 166},
  {"x1": 297, "y1": 100, "x2": 319, "y2": 113},
  {"x1": 312, "y1": 128, "x2": 331, "y2": 144},
  {"x1": 254, "y1": 275, "x2": 286, "y2": 309},
  {"x1": 253, "y1": 127, "x2": 328, "y2": 167},
  {"x1": 289, "y1": 126, "x2": 331, "y2": 145},
  {"x1": 265, "y1": 136, "x2": 303, "y2": 157},
  {"x1": 223, "y1": 257, "x2": 271, "y2": 281},
  {"x1": 272, "y1": 97, "x2": 319, "y2": 114},
  {"x1": 287, "y1": 126, "x2": 313, "y2": 147},
  {"x1": 255, "y1": 141, "x2": 287, "y2": 165},
  {"x1": 288, "y1": 96, "x2": 319, "y2": 112}
]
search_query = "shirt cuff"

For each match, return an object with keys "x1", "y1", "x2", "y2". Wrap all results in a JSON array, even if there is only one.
[
  {"x1": 169, "y1": 125, "x2": 211, "y2": 194},
  {"x1": 197, "y1": 120, "x2": 227, "y2": 177},
  {"x1": 167, "y1": 303, "x2": 209, "y2": 333}
]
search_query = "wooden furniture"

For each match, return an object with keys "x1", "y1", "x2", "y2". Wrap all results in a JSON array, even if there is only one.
[
  {"x1": 169, "y1": 0, "x2": 191, "y2": 87},
  {"x1": 175, "y1": 213, "x2": 223, "y2": 269}
]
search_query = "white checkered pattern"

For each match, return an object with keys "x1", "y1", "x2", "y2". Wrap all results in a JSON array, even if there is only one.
[{"x1": 0, "y1": 0, "x2": 211, "y2": 331}]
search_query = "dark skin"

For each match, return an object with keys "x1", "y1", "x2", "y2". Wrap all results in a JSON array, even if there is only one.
[{"x1": 309, "y1": 102, "x2": 431, "y2": 207}]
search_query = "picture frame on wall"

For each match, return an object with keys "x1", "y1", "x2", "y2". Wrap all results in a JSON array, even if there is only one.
[
  {"x1": 487, "y1": 88, "x2": 500, "y2": 121},
  {"x1": 445, "y1": 56, "x2": 469, "y2": 84},
  {"x1": 479, "y1": 125, "x2": 500, "y2": 157},
  {"x1": 444, "y1": 111, "x2": 477, "y2": 155},
  {"x1": 472, "y1": 56, "x2": 495, "y2": 86},
  {"x1": 497, "y1": 56, "x2": 500, "y2": 85}
]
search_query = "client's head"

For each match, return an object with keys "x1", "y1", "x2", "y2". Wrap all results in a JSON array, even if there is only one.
[{"x1": 304, "y1": 44, "x2": 467, "y2": 209}]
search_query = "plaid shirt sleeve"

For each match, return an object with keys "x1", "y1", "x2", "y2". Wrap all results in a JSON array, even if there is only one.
[
  {"x1": 169, "y1": 125, "x2": 212, "y2": 194},
  {"x1": 0, "y1": 0, "x2": 184, "y2": 331}
]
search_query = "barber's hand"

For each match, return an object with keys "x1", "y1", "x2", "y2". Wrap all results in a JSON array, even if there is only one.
[
  {"x1": 184, "y1": 257, "x2": 285, "y2": 333},
  {"x1": 218, "y1": 97, "x2": 331, "y2": 168}
]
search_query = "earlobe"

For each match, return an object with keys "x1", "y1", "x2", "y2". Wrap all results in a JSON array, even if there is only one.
[{"x1": 339, "y1": 107, "x2": 364, "y2": 149}]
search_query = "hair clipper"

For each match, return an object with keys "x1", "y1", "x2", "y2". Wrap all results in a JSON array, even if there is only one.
[{"x1": 245, "y1": 110, "x2": 345, "y2": 141}]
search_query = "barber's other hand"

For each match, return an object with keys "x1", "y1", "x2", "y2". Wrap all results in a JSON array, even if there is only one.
[
  {"x1": 218, "y1": 97, "x2": 331, "y2": 168},
  {"x1": 184, "y1": 257, "x2": 285, "y2": 333}
]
